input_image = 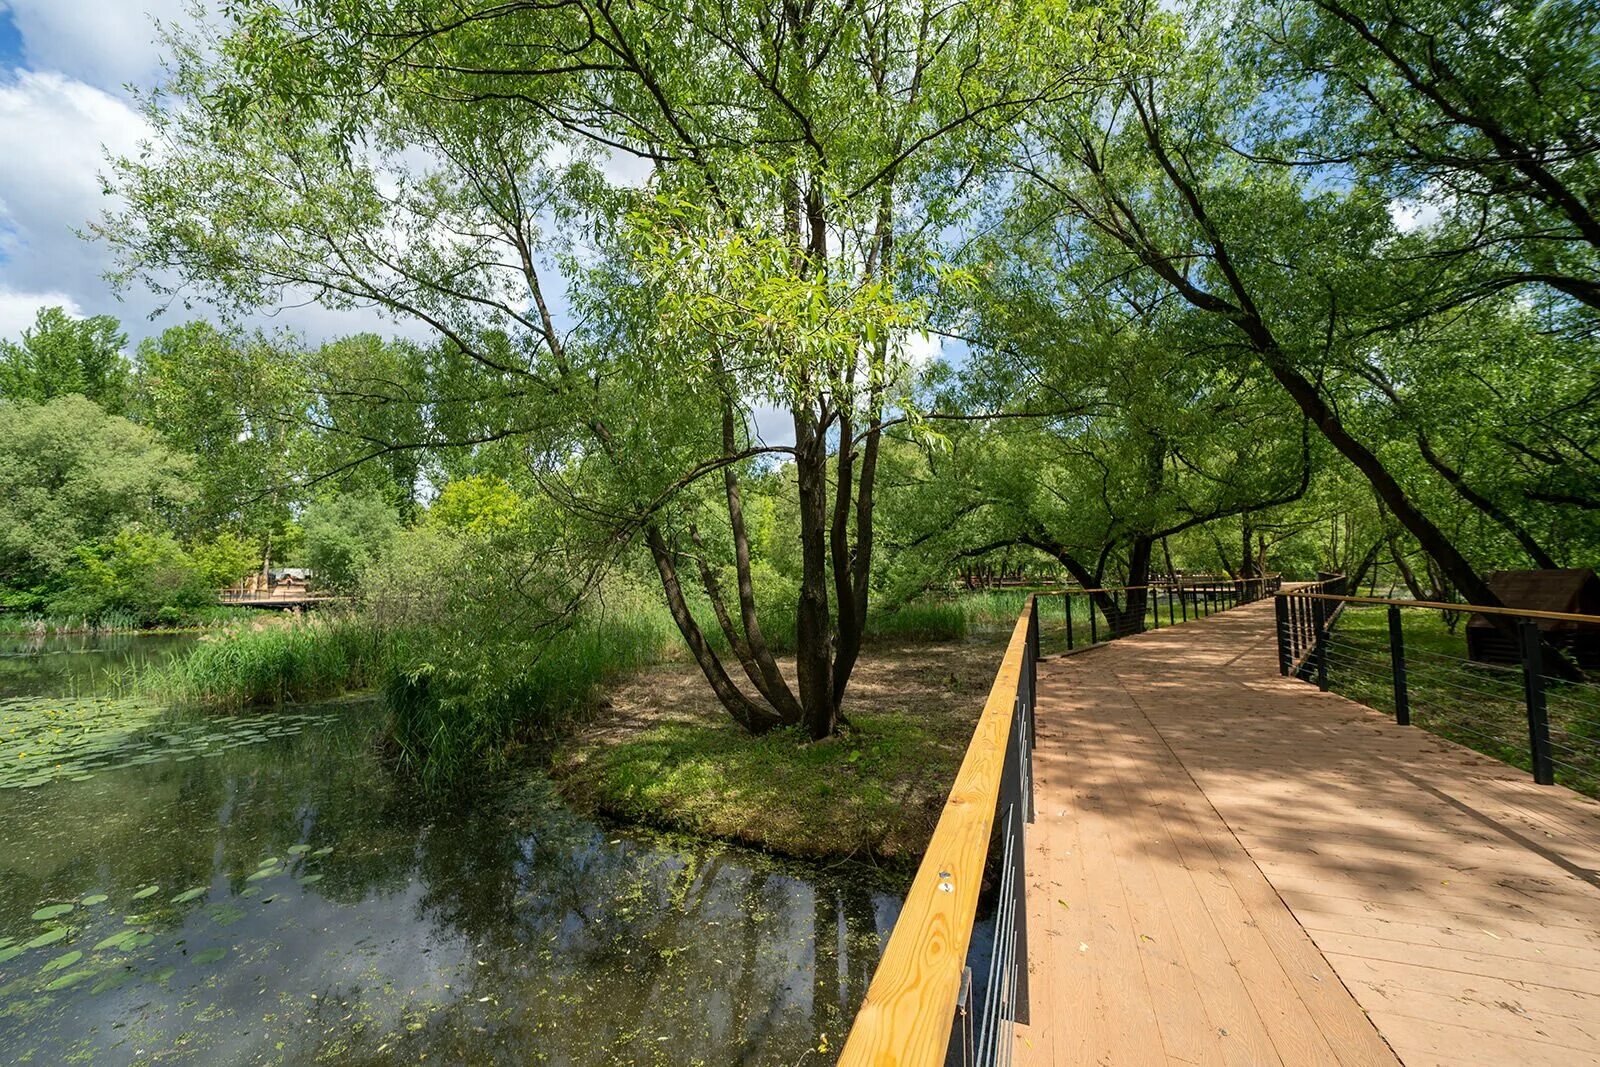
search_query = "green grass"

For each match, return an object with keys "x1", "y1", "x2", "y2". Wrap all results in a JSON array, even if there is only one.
[
  {"x1": 1326, "y1": 605, "x2": 1600, "y2": 797},
  {"x1": 384, "y1": 608, "x2": 683, "y2": 790},
  {"x1": 142, "y1": 615, "x2": 385, "y2": 708},
  {"x1": 0, "y1": 605, "x2": 266, "y2": 636},
  {"x1": 555, "y1": 710, "x2": 965, "y2": 865}
]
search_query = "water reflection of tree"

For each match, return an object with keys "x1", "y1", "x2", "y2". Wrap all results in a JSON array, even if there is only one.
[{"x1": 2, "y1": 704, "x2": 898, "y2": 1065}]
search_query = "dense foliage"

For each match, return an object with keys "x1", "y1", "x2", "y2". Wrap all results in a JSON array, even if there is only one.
[{"x1": 1, "y1": 0, "x2": 1591, "y2": 776}]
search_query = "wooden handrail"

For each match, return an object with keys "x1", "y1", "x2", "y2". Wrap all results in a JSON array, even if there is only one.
[
  {"x1": 839, "y1": 597, "x2": 1036, "y2": 1066},
  {"x1": 1278, "y1": 591, "x2": 1600, "y2": 627}
]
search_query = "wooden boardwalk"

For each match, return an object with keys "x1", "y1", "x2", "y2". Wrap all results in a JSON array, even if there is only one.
[{"x1": 1017, "y1": 598, "x2": 1600, "y2": 1066}]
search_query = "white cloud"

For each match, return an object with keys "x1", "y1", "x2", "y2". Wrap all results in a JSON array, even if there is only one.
[
  {"x1": 0, "y1": 71, "x2": 151, "y2": 316},
  {"x1": 3, "y1": 0, "x2": 189, "y2": 90},
  {"x1": 0, "y1": 286, "x2": 79, "y2": 335},
  {"x1": 1388, "y1": 197, "x2": 1441, "y2": 234}
]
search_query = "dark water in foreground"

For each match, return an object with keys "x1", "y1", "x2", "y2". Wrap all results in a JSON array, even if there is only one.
[{"x1": 0, "y1": 635, "x2": 899, "y2": 1065}]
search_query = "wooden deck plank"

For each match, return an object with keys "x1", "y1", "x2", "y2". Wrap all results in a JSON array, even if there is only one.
[{"x1": 1013, "y1": 598, "x2": 1600, "y2": 1065}]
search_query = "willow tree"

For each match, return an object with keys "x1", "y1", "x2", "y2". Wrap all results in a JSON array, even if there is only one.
[{"x1": 101, "y1": 0, "x2": 1088, "y2": 737}]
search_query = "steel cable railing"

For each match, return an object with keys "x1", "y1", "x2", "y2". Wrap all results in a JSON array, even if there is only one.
[{"x1": 1275, "y1": 593, "x2": 1600, "y2": 796}]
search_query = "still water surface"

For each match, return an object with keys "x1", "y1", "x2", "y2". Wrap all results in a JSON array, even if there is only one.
[{"x1": 0, "y1": 634, "x2": 898, "y2": 1064}]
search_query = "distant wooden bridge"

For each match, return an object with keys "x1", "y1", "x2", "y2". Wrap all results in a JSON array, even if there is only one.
[
  {"x1": 841, "y1": 586, "x2": 1600, "y2": 1065},
  {"x1": 218, "y1": 593, "x2": 347, "y2": 610}
]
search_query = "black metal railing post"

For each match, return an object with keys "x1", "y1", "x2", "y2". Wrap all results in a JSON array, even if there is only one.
[
  {"x1": 1518, "y1": 620, "x2": 1555, "y2": 786},
  {"x1": 1150, "y1": 588, "x2": 1160, "y2": 630},
  {"x1": 1180, "y1": 583, "x2": 1188, "y2": 622},
  {"x1": 1065, "y1": 593, "x2": 1073, "y2": 652},
  {"x1": 1167, "y1": 586, "x2": 1176, "y2": 626},
  {"x1": 1089, "y1": 598, "x2": 1098, "y2": 645},
  {"x1": 1313, "y1": 596, "x2": 1329, "y2": 691},
  {"x1": 1388, "y1": 605, "x2": 1410, "y2": 726},
  {"x1": 1275, "y1": 595, "x2": 1291, "y2": 676}
]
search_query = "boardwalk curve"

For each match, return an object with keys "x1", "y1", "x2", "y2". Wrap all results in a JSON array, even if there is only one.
[{"x1": 1018, "y1": 598, "x2": 1600, "y2": 1066}]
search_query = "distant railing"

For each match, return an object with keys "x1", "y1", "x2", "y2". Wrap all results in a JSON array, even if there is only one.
[
  {"x1": 841, "y1": 596, "x2": 1039, "y2": 1066},
  {"x1": 1057, "y1": 574, "x2": 1283, "y2": 650},
  {"x1": 1274, "y1": 589, "x2": 1600, "y2": 795}
]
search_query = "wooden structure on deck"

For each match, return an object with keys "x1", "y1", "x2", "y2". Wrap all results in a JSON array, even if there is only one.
[
  {"x1": 841, "y1": 591, "x2": 1600, "y2": 1066},
  {"x1": 1467, "y1": 568, "x2": 1600, "y2": 671}
]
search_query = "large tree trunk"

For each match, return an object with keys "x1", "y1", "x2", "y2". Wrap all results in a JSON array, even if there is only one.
[{"x1": 792, "y1": 406, "x2": 836, "y2": 739}]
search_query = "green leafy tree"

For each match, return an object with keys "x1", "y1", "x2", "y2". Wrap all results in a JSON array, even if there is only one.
[
  {"x1": 50, "y1": 528, "x2": 213, "y2": 625},
  {"x1": 99, "y1": 0, "x2": 1080, "y2": 738},
  {"x1": 300, "y1": 492, "x2": 401, "y2": 592},
  {"x1": 0, "y1": 306, "x2": 131, "y2": 413},
  {"x1": 0, "y1": 396, "x2": 195, "y2": 609}
]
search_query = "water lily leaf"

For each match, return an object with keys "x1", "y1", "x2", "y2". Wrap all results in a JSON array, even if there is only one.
[
  {"x1": 0, "y1": 945, "x2": 25, "y2": 964},
  {"x1": 130, "y1": 885, "x2": 158, "y2": 900},
  {"x1": 150, "y1": 965, "x2": 177, "y2": 984},
  {"x1": 295, "y1": 874, "x2": 323, "y2": 886},
  {"x1": 24, "y1": 928, "x2": 68, "y2": 949},
  {"x1": 256, "y1": 857, "x2": 279, "y2": 868},
  {"x1": 40, "y1": 950, "x2": 81, "y2": 974},
  {"x1": 31, "y1": 904, "x2": 73, "y2": 921},
  {"x1": 80, "y1": 894, "x2": 107, "y2": 906},
  {"x1": 311, "y1": 847, "x2": 333, "y2": 857},
  {"x1": 44, "y1": 969, "x2": 94, "y2": 990},
  {"x1": 207, "y1": 904, "x2": 246, "y2": 927},
  {"x1": 170, "y1": 887, "x2": 207, "y2": 904},
  {"x1": 192, "y1": 947, "x2": 227, "y2": 965},
  {"x1": 287, "y1": 844, "x2": 310, "y2": 855},
  {"x1": 93, "y1": 931, "x2": 136, "y2": 952},
  {"x1": 91, "y1": 970, "x2": 134, "y2": 994},
  {"x1": 245, "y1": 867, "x2": 278, "y2": 882}
]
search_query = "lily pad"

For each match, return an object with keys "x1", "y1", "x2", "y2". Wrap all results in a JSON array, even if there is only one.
[
  {"x1": 287, "y1": 844, "x2": 310, "y2": 855},
  {"x1": 44, "y1": 969, "x2": 94, "y2": 990},
  {"x1": 311, "y1": 847, "x2": 333, "y2": 857},
  {"x1": 40, "y1": 950, "x2": 82, "y2": 974},
  {"x1": 91, "y1": 970, "x2": 135, "y2": 994},
  {"x1": 31, "y1": 904, "x2": 73, "y2": 921},
  {"x1": 80, "y1": 894, "x2": 108, "y2": 906},
  {"x1": 192, "y1": 947, "x2": 227, "y2": 965},
  {"x1": 256, "y1": 857, "x2": 279, "y2": 869},
  {"x1": 296, "y1": 874, "x2": 323, "y2": 886},
  {"x1": 130, "y1": 885, "x2": 159, "y2": 901},
  {"x1": 170, "y1": 887, "x2": 207, "y2": 905},
  {"x1": 0, "y1": 945, "x2": 25, "y2": 964},
  {"x1": 24, "y1": 927, "x2": 68, "y2": 949},
  {"x1": 245, "y1": 867, "x2": 279, "y2": 882},
  {"x1": 93, "y1": 931, "x2": 137, "y2": 952}
]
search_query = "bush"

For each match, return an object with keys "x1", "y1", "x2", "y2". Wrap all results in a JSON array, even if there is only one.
[{"x1": 48, "y1": 527, "x2": 213, "y2": 626}]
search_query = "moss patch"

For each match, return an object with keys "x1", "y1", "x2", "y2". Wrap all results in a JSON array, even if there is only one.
[{"x1": 552, "y1": 635, "x2": 1007, "y2": 867}]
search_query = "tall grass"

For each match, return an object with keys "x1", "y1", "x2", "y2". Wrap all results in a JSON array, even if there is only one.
[
  {"x1": 384, "y1": 605, "x2": 681, "y2": 789},
  {"x1": 145, "y1": 615, "x2": 385, "y2": 708}
]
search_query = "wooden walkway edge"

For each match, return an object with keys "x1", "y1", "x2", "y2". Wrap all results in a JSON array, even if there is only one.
[{"x1": 1017, "y1": 599, "x2": 1600, "y2": 1066}]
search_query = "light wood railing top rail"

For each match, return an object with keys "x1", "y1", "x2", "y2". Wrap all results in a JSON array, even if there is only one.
[
  {"x1": 1280, "y1": 591, "x2": 1600, "y2": 627},
  {"x1": 838, "y1": 596, "x2": 1036, "y2": 1067}
]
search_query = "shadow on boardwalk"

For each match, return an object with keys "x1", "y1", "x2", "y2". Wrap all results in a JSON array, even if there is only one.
[{"x1": 1017, "y1": 598, "x2": 1600, "y2": 1067}]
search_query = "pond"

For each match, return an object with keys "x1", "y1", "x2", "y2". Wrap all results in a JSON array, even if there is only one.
[{"x1": 0, "y1": 633, "x2": 900, "y2": 1064}]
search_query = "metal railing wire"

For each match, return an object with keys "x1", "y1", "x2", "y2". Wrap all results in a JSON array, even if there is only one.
[
  {"x1": 1275, "y1": 589, "x2": 1600, "y2": 797},
  {"x1": 1059, "y1": 575, "x2": 1283, "y2": 651}
]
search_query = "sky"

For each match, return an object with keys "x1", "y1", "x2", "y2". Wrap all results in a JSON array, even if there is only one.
[{"x1": 0, "y1": 0, "x2": 431, "y2": 345}]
